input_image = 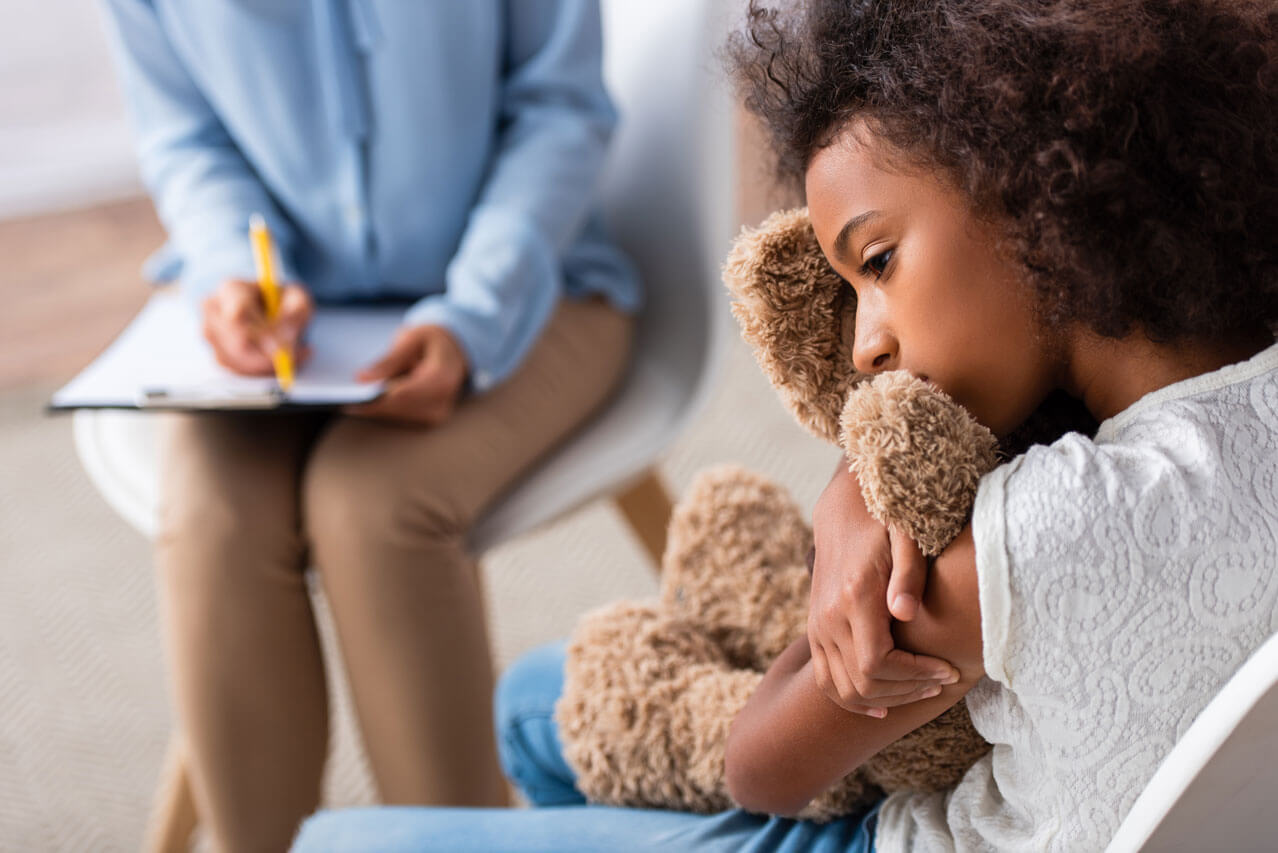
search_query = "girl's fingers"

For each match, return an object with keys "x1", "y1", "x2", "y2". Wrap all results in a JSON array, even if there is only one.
[
  {"x1": 809, "y1": 640, "x2": 836, "y2": 701},
  {"x1": 848, "y1": 683, "x2": 947, "y2": 718},
  {"x1": 881, "y1": 647, "x2": 960, "y2": 686},
  {"x1": 837, "y1": 641, "x2": 957, "y2": 688},
  {"x1": 887, "y1": 526, "x2": 929, "y2": 621},
  {"x1": 818, "y1": 638, "x2": 862, "y2": 708},
  {"x1": 848, "y1": 585, "x2": 908, "y2": 689}
]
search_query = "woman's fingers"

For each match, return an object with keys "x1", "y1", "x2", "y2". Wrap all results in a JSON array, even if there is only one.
[
  {"x1": 199, "y1": 278, "x2": 316, "y2": 376},
  {"x1": 357, "y1": 334, "x2": 421, "y2": 382},
  {"x1": 220, "y1": 325, "x2": 274, "y2": 374},
  {"x1": 219, "y1": 279, "x2": 266, "y2": 325},
  {"x1": 273, "y1": 284, "x2": 313, "y2": 352},
  {"x1": 347, "y1": 326, "x2": 468, "y2": 425},
  {"x1": 203, "y1": 288, "x2": 274, "y2": 375},
  {"x1": 344, "y1": 366, "x2": 452, "y2": 425}
]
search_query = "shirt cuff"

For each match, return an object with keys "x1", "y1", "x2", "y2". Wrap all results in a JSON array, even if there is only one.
[
  {"x1": 160, "y1": 235, "x2": 302, "y2": 309},
  {"x1": 404, "y1": 206, "x2": 561, "y2": 393},
  {"x1": 973, "y1": 458, "x2": 1019, "y2": 686}
]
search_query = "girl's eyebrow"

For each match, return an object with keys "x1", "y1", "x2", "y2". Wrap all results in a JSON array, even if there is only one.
[{"x1": 833, "y1": 210, "x2": 883, "y2": 262}]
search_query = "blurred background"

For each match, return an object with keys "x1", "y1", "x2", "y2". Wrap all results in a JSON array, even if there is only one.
[{"x1": 0, "y1": 1, "x2": 839, "y2": 849}]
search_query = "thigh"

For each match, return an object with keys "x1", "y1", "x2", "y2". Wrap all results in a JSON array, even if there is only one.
[
  {"x1": 305, "y1": 297, "x2": 634, "y2": 535},
  {"x1": 158, "y1": 411, "x2": 328, "y2": 561},
  {"x1": 292, "y1": 802, "x2": 881, "y2": 853}
]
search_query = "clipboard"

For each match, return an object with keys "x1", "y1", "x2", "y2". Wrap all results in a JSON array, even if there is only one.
[{"x1": 49, "y1": 289, "x2": 399, "y2": 412}]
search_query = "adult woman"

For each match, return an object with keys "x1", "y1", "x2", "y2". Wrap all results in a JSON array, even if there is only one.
[{"x1": 101, "y1": 2, "x2": 638, "y2": 849}]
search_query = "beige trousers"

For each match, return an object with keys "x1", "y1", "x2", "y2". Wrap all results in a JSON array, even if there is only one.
[{"x1": 155, "y1": 297, "x2": 633, "y2": 853}]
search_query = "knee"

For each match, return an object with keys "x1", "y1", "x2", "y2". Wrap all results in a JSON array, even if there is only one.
[
  {"x1": 494, "y1": 642, "x2": 580, "y2": 804},
  {"x1": 156, "y1": 471, "x2": 301, "y2": 583},
  {"x1": 303, "y1": 442, "x2": 465, "y2": 557},
  {"x1": 495, "y1": 641, "x2": 568, "y2": 733},
  {"x1": 156, "y1": 415, "x2": 304, "y2": 575}
]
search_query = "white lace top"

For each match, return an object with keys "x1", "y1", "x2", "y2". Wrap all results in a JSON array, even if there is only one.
[{"x1": 875, "y1": 340, "x2": 1278, "y2": 852}]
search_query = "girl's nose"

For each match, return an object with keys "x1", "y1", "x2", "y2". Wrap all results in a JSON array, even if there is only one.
[{"x1": 852, "y1": 317, "x2": 898, "y2": 374}]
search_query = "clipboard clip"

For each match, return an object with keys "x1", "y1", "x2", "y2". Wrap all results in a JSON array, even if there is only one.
[{"x1": 138, "y1": 385, "x2": 288, "y2": 409}]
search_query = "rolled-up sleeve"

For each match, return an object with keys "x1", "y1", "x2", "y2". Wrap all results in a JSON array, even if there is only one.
[
  {"x1": 403, "y1": 0, "x2": 616, "y2": 392},
  {"x1": 101, "y1": 0, "x2": 300, "y2": 302}
]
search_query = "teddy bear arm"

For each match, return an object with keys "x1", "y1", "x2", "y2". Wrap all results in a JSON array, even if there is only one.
[
  {"x1": 859, "y1": 699, "x2": 992, "y2": 792},
  {"x1": 841, "y1": 373, "x2": 1001, "y2": 556}
]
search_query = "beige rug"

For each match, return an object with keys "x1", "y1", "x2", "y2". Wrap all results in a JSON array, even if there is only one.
[{"x1": 0, "y1": 333, "x2": 837, "y2": 851}]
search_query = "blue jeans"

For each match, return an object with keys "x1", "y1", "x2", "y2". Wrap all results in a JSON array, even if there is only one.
[{"x1": 292, "y1": 642, "x2": 881, "y2": 852}]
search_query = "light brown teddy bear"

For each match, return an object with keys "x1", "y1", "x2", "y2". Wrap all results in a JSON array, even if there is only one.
[{"x1": 554, "y1": 208, "x2": 1096, "y2": 820}]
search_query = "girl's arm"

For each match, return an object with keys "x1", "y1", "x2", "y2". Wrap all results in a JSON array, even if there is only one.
[
  {"x1": 724, "y1": 525, "x2": 986, "y2": 816},
  {"x1": 808, "y1": 459, "x2": 958, "y2": 715}
]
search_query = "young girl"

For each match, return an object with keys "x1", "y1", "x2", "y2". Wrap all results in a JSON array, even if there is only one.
[{"x1": 293, "y1": 0, "x2": 1278, "y2": 849}]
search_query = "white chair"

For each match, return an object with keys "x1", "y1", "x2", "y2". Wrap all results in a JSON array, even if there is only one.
[
  {"x1": 73, "y1": 2, "x2": 737, "y2": 850},
  {"x1": 1106, "y1": 630, "x2": 1278, "y2": 853}
]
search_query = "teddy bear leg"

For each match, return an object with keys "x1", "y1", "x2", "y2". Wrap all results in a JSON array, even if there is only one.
[
  {"x1": 555, "y1": 602, "x2": 738, "y2": 810},
  {"x1": 660, "y1": 465, "x2": 815, "y2": 669}
]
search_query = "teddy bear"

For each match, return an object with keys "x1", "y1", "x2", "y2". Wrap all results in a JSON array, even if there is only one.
[{"x1": 553, "y1": 208, "x2": 1097, "y2": 820}]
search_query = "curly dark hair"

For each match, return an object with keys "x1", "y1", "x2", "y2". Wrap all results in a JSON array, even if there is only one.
[{"x1": 727, "y1": 0, "x2": 1278, "y2": 343}]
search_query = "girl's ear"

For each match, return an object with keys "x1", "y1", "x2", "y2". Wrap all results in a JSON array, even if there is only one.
[{"x1": 723, "y1": 207, "x2": 868, "y2": 444}]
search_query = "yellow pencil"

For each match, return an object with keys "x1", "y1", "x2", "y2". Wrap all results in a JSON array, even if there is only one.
[{"x1": 248, "y1": 213, "x2": 295, "y2": 390}]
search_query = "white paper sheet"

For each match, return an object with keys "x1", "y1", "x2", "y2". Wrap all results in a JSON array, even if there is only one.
[{"x1": 50, "y1": 290, "x2": 400, "y2": 410}]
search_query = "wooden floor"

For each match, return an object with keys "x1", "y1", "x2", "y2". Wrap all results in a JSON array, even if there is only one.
[{"x1": 0, "y1": 197, "x2": 161, "y2": 391}]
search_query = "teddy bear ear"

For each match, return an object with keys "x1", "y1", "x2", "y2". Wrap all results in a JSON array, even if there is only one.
[{"x1": 723, "y1": 207, "x2": 868, "y2": 445}]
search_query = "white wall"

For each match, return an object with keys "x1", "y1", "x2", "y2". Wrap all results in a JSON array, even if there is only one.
[{"x1": 0, "y1": 0, "x2": 142, "y2": 220}]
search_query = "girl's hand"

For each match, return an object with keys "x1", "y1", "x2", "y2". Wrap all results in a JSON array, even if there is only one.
[
  {"x1": 808, "y1": 459, "x2": 960, "y2": 715},
  {"x1": 201, "y1": 278, "x2": 313, "y2": 375},
  {"x1": 345, "y1": 325, "x2": 469, "y2": 426}
]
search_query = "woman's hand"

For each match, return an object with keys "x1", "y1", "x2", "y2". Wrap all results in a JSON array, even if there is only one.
[
  {"x1": 345, "y1": 324, "x2": 469, "y2": 426},
  {"x1": 201, "y1": 278, "x2": 313, "y2": 375},
  {"x1": 808, "y1": 459, "x2": 959, "y2": 716}
]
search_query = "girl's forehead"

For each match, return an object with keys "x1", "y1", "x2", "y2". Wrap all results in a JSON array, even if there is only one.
[
  {"x1": 806, "y1": 136, "x2": 951, "y2": 229},
  {"x1": 807, "y1": 124, "x2": 951, "y2": 208},
  {"x1": 806, "y1": 140, "x2": 890, "y2": 220}
]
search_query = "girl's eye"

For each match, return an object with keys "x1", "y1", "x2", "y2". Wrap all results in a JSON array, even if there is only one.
[{"x1": 860, "y1": 248, "x2": 894, "y2": 279}]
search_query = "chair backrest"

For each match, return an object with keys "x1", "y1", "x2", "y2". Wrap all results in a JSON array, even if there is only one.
[
  {"x1": 597, "y1": 0, "x2": 735, "y2": 404},
  {"x1": 468, "y1": 0, "x2": 737, "y2": 545},
  {"x1": 1106, "y1": 631, "x2": 1278, "y2": 853}
]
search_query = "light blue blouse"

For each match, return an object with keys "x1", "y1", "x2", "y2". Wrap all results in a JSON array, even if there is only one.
[{"x1": 101, "y1": 0, "x2": 640, "y2": 391}]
